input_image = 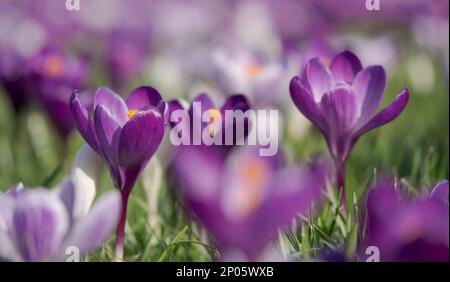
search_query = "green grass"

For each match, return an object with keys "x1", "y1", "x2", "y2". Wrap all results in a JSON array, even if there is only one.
[{"x1": 0, "y1": 54, "x2": 448, "y2": 262}]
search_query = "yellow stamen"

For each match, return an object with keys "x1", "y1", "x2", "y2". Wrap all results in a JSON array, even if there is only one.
[
  {"x1": 208, "y1": 108, "x2": 221, "y2": 138},
  {"x1": 43, "y1": 55, "x2": 65, "y2": 77},
  {"x1": 127, "y1": 109, "x2": 138, "y2": 119},
  {"x1": 245, "y1": 63, "x2": 262, "y2": 79}
]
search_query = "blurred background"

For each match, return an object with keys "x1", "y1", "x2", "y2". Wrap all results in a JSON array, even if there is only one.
[{"x1": 0, "y1": 0, "x2": 448, "y2": 261}]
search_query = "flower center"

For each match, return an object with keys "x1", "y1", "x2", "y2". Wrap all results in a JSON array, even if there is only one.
[
  {"x1": 127, "y1": 109, "x2": 139, "y2": 119},
  {"x1": 208, "y1": 108, "x2": 222, "y2": 137},
  {"x1": 43, "y1": 55, "x2": 65, "y2": 77},
  {"x1": 245, "y1": 63, "x2": 262, "y2": 79},
  {"x1": 237, "y1": 160, "x2": 270, "y2": 214}
]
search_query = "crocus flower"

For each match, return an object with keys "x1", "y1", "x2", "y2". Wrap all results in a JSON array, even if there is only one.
[
  {"x1": 106, "y1": 32, "x2": 148, "y2": 90},
  {"x1": 0, "y1": 184, "x2": 120, "y2": 262},
  {"x1": 363, "y1": 180, "x2": 449, "y2": 261},
  {"x1": 174, "y1": 145, "x2": 327, "y2": 261},
  {"x1": 70, "y1": 86, "x2": 166, "y2": 259},
  {"x1": 0, "y1": 51, "x2": 32, "y2": 113},
  {"x1": 289, "y1": 50, "x2": 409, "y2": 207},
  {"x1": 211, "y1": 47, "x2": 284, "y2": 107},
  {"x1": 29, "y1": 46, "x2": 90, "y2": 139},
  {"x1": 168, "y1": 93, "x2": 251, "y2": 153},
  {"x1": 0, "y1": 146, "x2": 120, "y2": 262}
]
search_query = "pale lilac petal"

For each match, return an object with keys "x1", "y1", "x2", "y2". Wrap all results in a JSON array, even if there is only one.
[
  {"x1": 0, "y1": 193, "x2": 13, "y2": 231},
  {"x1": 430, "y1": 180, "x2": 449, "y2": 204},
  {"x1": 12, "y1": 190, "x2": 69, "y2": 261},
  {"x1": 94, "y1": 87, "x2": 128, "y2": 126},
  {"x1": 69, "y1": 145, "x2": 98, "y2": 219},
  {"x1": 62, "y1": 191, "x2": 120, "y2": 259},
  {"x1": 330, "y1": 50, "x2": 363, "y2": 83},
  {"x1": 0, "y1": 229, "x2": 19, "y2": 261},
  {"x1": 5, "y1": 182, "x2": 24, "y2": 198},
  {"x1": 302, "y1": 58, "x2": 332, "y2": 103}
]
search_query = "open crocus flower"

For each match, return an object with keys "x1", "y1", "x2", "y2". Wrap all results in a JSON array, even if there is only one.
[
  {"x1": 168, "y1": 93, "x2": 250, "y2": 152},
  {"x1": 0, "y1": 183, "x2": 120, "y2": 262},
  {"x1": 289, "y1": 50, "x2": 409, "y2": 207},
  {"x1": 174, "y1": 146, "x2": 327, "y2": 261},
  {"x1": 363, "y1": 180, "x2": 449, "y2": 261},
  {"x1": 211, "y1": 47, "x2": 284, "y2": 107},
  {"x1": 0, "y1": 147, "x2": 120, "y2": 262},
  {"x1": 70, "y1": 86, "x2": 166, "y2": 259}
]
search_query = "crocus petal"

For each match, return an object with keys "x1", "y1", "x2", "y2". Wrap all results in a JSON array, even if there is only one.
[
  {"x1": 70, "y1": 91, "x2": 99, "y2": 152},
  {"x1": 330, "y1": 50, "x2": 363, "y2": 83},
  {"x1": 221, "y1": 95, "x2": 250, "y2": 112},
  {"x1": 61, "y1": 191, "x2": 120, "y2": 260},
  {"x1": 430, "y1": 180, "x2": 449, "y2": 204},
  {"x1": 0, "y1": 229, "x2": 19, "y2": 261},
  {"x1": 320, "y1": 86, "x2": 357, "y2": 137},
  {"x1": 262, "y1": 165, "x2": 324, "y2": 236},
  {"x1": 12, "y1": 190, "x2": 69, "y2": 261},
  {"x1": 118, "y1": 106, "x2": 164, "y2": 169},
  {"x1": 94, "y1": 105, "x2": 122, "y2": 166},
  {"x1": 125, "y1": 86, "x2": 163, "y2": 110},
  {"x1": 301, "y1": 58, "x2": 332, "y2": 103},
  {"x1": 0, "y1": 194, "x2": 18, "y2": 261},
  {"x1": 352, "y1": 66, "x2": 386, "y2": 125},
  {"x1": 0, "y1": 194, "x2": 13, "y2": 231},
  {"x1": 5, "y1": 182, "x2": 24, "y2": 198},
  {"x1": 353, "y1": 88, "x2": 409, "y2": 139},
  {"x1": 167, "y1": 100, "x2": 185, "y2": 127},
  {"x1": 174, "y1": 146, "x2": 224, "y2": 200},
  {"x1": 93, "y1": 87, "x2": 128, "y2": 126},
  {"x1": 289, "y1": 77, "x2": 327, "y2": 133},
  {"x1": 69, "y1": 145, "x2": 98, "y2": 218}
]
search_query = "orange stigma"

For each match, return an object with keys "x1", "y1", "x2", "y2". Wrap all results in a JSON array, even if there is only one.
[
  {"x1": 245, "y1": 63, "x2": 262, "y2": 79},
  {"x1": 208, "y1": 108, "x2": 222, "y2": 137},
  {"x1": 239, "y1": 160, "x2": 270, "y2": 214},
  {"x1": 43, "y1": 55, "x2": 65, "y2": 77}
]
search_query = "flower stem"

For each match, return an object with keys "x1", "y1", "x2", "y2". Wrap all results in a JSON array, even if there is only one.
[
  {"x1": 115, "y1": 192, "x2": 130, "y2": 261},
  {"x1": 336, "y1": 161, "x2": 347, "y2": 210}
]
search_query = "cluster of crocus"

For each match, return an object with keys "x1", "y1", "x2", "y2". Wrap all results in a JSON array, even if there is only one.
[
  {"x1": 70, "y1": 86, "x2": 166, "y2": 259},
  {"x1": 363, "y1": 180, "x2": 449, "y2": 261},
  {"x1": 0, "y1": 147, "x2": 120, "y2": 262},
  {"x1": 290, "y1": 50, "x2": 409, "y2": 207},
  {"x1": 174, "y1": 145, "x2": 327, "y2": 260}
]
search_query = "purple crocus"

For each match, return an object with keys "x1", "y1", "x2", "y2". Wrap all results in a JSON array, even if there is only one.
[
  {"x1": 169, "y1": 93, "x2": 251, "y2": 152},
  {"x1": 0, "y1": 182, "x2": 120, "y2": 262},
  {"x1": 289, "y1": 50, "x2": 409, "y2": 207},
  {"x1": 29, "y1": 46, "x2": 90, "y2": 139},
  {"x1": 70, "y1": 86, "x2": 166, "y2": 259},
  {"x1": 363, "y1": 180, "x2": 449, "y2": 261},
  {"x1": 106, "y1": 32, "x2": 148, "y2": 91},
  {"x1": 174, "y1": 145, "x2": 327, "y2": 261}
]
